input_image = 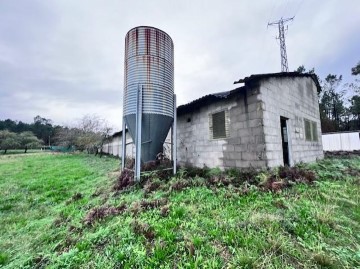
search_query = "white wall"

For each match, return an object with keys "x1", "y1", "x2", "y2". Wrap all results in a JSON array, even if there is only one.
[
  {"x1": 102, "y1": 133, "x2": 135, "y2": 158},
  {"x1": 322, "y1": 132, "x2": 360, "y2": 151},
  {"x1": 102, "y1": 131, "x2": 172, "y2": 159}
]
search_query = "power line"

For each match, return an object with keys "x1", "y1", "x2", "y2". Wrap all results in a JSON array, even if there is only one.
[{"x1": 268, "y1": 17, "x2": 294, "y2": 72}]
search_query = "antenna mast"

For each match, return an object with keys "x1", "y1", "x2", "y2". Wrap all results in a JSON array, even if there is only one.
[{"x1": 268, "y1": 17, "x2": 294, "y2": 72}]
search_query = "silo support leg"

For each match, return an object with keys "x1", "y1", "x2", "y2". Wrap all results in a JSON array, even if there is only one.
[
  {"x1": 135, "y1": 87, "x2": 143, "y2": 181},
  {"x1": 172, "y1": 94, "x2": 177, "y2": 175},
  {"x1": 121, "y1": 118, "x2": 126, "y2": 171}
]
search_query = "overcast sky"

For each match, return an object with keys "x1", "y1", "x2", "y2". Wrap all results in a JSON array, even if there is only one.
[{"x1": 1, "y1": 0, "x2": 359, "y2": 130}]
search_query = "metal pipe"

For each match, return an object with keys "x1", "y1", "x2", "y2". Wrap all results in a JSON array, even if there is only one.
[
  {"x1": 172, "y1": 94, "x2": 177, "y2": 175},
  {"x1": 121, "y1": 117, "x2": 126, "y2": 171},
  {"x1": 135, "y1": 86, "x2": 143, "y2": 181}
]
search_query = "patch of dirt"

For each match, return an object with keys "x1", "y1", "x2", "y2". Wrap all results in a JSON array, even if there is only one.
[{"x1": 83, "y1": 204, "x2": 127, "y2": 226}]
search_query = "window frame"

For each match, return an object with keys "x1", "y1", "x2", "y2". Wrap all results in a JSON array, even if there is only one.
[
  {"x1": 209, "y1": 109, "x2": 230, "y2": 140},
  {"x1": 304, "y1": 118, "x2": 318, "y2": 142}
]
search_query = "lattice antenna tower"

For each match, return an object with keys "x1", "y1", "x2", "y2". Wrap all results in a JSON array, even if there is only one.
[{"x1": 268, "y1": 17, "x2": 294, "y2": 72}]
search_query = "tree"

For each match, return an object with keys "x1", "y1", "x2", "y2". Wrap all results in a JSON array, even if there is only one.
[
  {"x1": 18, "y1": 131, "x2": 42, "y2": 153},
  {"x1": 32, "y1": 115, "x2": 53, "y2": 145},
  {"x1": 55, "y1": 114, "x2": 112, "y2": 156},
  {"x1": 352, "y1": 61, "x2": 360, "y2": 76},
  {"x1": 319, "y1": 74, "x2": 346, "y2": 132},
  {"x1": 54, "y1": 127, "x2": 80, "y2": 148},
  {"x1": 295, "y1": 65, "x2": 315, "y2": 74},
  {"x1": 0, "y1": 130, "x2": 20, "y2": 154},
  {"x1": 349, "y1": 95, "x2": 360, "y2": 129},
  {"x1": 76, "y1": 115, "x2": 112, "y2": 155}
]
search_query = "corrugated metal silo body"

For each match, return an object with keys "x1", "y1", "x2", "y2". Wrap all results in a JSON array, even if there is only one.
[{"x1": 123, "y1": 26, "x2": 174, "y2": 163}]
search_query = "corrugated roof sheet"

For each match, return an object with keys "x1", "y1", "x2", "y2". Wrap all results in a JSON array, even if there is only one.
[
  {"x1": 234, "y1": 71, "x2": 321, "y2": 91},
  {"x1": 177, "y1": 86, "x2": 246, "y2": 116}
]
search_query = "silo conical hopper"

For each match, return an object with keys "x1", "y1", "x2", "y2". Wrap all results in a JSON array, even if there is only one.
[{"x1": 123, "y1": 26, "x2": 174, "y2": 163}]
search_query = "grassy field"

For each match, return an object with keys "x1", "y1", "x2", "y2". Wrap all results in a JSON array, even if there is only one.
[{"x1": 0, "y1": 153, "x2": 359, "y2": 268}]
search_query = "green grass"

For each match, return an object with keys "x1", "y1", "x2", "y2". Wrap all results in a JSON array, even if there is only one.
[
  {"x1": 0, "y1": 149, "x2": 43, "y2": 155},
  {"x1": 0, "y1": 153, "x2": 359, "y2": 268}
]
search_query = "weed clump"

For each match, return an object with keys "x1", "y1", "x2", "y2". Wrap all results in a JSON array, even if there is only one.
[
  {"x1": 113, "y1": 169, "x2": 135, "y2": 191},
  {"x1": 259, "y1": 166, "x2": 316, "y2": 192},
  {"x1": 143, "y1": 178, "x2": 162, "y2": 194},
  {"x1": 84, "y1": 204, "x2": 126, "y2": 226},
  {"x1": 278, "y1": 166, "x2": 316, "y2": 183},
  {"x1": 132, "y1": 220, "x2": 155, "y2": 241},
  {"x1": 325, "y1": 150, "x2": 360, "y2": 158},
  {"x1": 140, "y1": 198, "x2": 168, "y2": 210}
]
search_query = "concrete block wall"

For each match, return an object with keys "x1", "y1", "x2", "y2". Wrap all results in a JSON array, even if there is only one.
[
  {"x1": 177, "y1": 87, "x2": 267, "y2": 169},
  {"x1": 177, "y1": 101, "x2": 231, "y2": 168},
  {"x1": 222, "y1": 88, "x2": 267, "y2": 169},
  {"x1": 259, "y1": 77, "x2": 323, "y2": 167}
]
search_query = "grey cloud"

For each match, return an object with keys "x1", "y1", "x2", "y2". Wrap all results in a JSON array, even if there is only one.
[{"x1": 0, "y1": 0, "x2": 359, "y2": 130}]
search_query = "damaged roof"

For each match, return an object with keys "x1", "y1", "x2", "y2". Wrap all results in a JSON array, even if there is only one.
[
  {"x1": 177, "y1": 86, "x2": 246, "y2": 116},
  {"x1": 177, "y1": 72, "x2": 321, "y2": 116},
  {"x1": 234, "y1": 71, "x2": 321, "y2": 91}
]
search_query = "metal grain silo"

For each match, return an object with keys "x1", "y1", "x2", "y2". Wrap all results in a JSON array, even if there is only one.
[{"x1": 123, "y1": 26, "x2": 175, "y2": 163}]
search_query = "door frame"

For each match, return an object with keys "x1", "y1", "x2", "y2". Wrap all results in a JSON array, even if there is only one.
[{"x1": 280, "y1": 117, "x2": 291, "y2": 166}]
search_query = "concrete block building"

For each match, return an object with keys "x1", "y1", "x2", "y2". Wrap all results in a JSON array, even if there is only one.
[{"x1": 103, "y1": 72, "x2": 324, "y2": 168}]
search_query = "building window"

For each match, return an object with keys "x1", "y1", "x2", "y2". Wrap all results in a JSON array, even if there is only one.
[
  {"x1": 304, "y1": 119, "x2": 318, "y2": 141},
  {"x1": 209, "y1": 110, "x2": 230, "y2": 139}
]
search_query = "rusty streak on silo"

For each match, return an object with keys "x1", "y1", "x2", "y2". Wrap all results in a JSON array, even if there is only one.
[{"x1": 123, "y1": 26, "x2": 174, "y2": 163}]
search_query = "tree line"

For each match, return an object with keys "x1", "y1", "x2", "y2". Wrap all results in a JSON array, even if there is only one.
[
  {"x1": 0, "y1": 115, "x2": 112, "y2": 154},
  {"x1": 296, "y1": 61, "x2": 360, "y2": 133}
]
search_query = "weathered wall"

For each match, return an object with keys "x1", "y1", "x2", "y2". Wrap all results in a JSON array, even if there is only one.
[
  {"x1": 177, "y1": 101, "x2": 229, "y2": 168},
  {"x1": 177, "y1": 87, "x2": 266, "y2": 169},
  {"x1": 101, "y1": 133, "x2": 135, "y2": 158},
  {"x1": 259, "y1": 77, "x2": 324, "y2": 167}
]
